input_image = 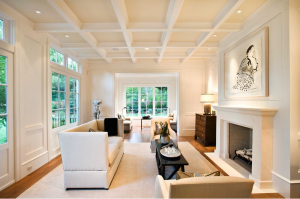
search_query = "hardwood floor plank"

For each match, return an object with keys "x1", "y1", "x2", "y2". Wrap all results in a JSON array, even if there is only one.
[{"x1": 0, "y1": 127, "x2": 284, "y2": 198}]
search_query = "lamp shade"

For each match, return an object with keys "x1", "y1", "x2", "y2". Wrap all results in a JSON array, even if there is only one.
[{"x1": 200, "y1": 94, "x2": 214, "y2": 103}]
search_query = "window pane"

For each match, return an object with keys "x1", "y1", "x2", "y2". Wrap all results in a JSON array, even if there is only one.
[
  {"x1": 68, "y1": 58, "x2": 73, "y2": 70},
  {"x1": 0, "y1": 115, "x2": 7, "y2": 145},
  {"x1": 141, "y1": 95, "x2": 146, "y2": 102},
  {"x1": 162, "y1": 108, "x2": 168, "y2": 116},
  {"x1": 141, "y1": 108, "x2": 146, "y2": 116},
  {"x1": 0, "y1": 55, "x2": 6, "y2": 84},
  {"x1": 57, "y1": 52, "x2": 64, "y2": 65},
  {"x1": 70, "y1": 93, "x2": 74, "y2": 108},
  {"x1": 50, "y1": 48, "x2": 57, "y2": 63},
  {"x1": 132, "y1": 94, "x2": 138, "y2": 102},
  {"x1": 162, "y1": 95, "x2": 167, "y2": 101},
  {"x1": 59, "y1": 74, "x2": 65, "y2": 91},
  {"x1": 70, "y1": 109, "x2": 75, "y2": 124},
  {"x1": 126, "y1": 102, "x2": 132, "y2": 109},
  {"x1": 126, "y1": 109, "x2": 132, "y2": 116},
  {"x1": 132, "y1": 109, "x2": 138, "y2": 116},
  {"x1": 155, "y1": 108, "x2": 162, "y2": 115},
  {"x1": 51, "y1": 72, "x2": 59, "y2": 91},
  {"x1": 132, "y1": 87, "x2": 138, "y2": 94},
  {"x1": 52, "y1": 91, "x2": 59, "y2": 109},
  {"x1": 155, "y1": 102, "x2": 161, "y2": 108},
  {"x1": 59, "y1": 92, "x2": 66, "y2": 108},
  {"x1": 60, "y1": 110, "x2": 66, "y2": 127},
  {"x1": 155, "y1": 87, "x2": 162, "y2": 94},
  {"x1": 126, "y1": 94, "x2": 132, "y2": 102},
  {"x1": 70, "y1": 78, "x2": 75, "y2": 92},
  {"x1": 132, "y1": 102, "x2": 138, "y2": 110},
  {"x1": 75, "y1": 79, "x2": 79, "y2": 93},
  {"x1": 147, "y1": 102, "x2": 153, "y2": 109},
  {"x1": 0, "y1": 20, "x2": 3, "y2": 40},
  {"x1": 141, "y1": 87, "x2": 153, "y2": 95},
  {"x1": 162, "y1": 102, "x2": 168, "y2": 108},
  {"x1": 73, "y1": 61, "x2": 78, "y2": 71},
  {"x1": 162, "y1": 87, "x2": 167, "y2": 94},
  {"x1": 75, "y1": 94, "x2": 79, "y2": 108},
  {"x1": 52, "y1": 110, "x2": 59, "y2": 129},
  {"x1": 126, "y1": 87, "x2": 132, "y2": 94},
  {"x1": 0, "y1": 86, "x2": 6, "y2": 114},
  {"x1": 141, "y1": 102, "x2": 146, "y2": 109},
  {"x1": 155, "y1": 94, "x2": 161, "y2": 101}
]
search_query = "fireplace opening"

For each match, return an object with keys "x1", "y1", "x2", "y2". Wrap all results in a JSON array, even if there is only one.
[{"x1": 229, "y1": 123, "x2": 253, "y2": 173}]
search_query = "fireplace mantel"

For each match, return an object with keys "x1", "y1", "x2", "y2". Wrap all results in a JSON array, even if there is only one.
[
  {"x1": 212, "y1": 105, "x2": 278, "y2": 189},
  {"x1": 212, "y1": 105, "x2": 278, "y2": 116}
]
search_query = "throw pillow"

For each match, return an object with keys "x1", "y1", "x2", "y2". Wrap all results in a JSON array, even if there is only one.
[
  {"x1": 155, "y1": 122, "x2": 162, "y2": 135},
  {"x1": 176, "y1": 171, "x2": 220, "y2": 180}
]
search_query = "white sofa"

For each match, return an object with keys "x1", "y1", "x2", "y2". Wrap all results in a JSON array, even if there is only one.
[
  {"x1": 59, "y1": 119, "x2": 124, "y2": 189},
  {"x1": 150, "y1": 118, "x2": 177, "y2": 153},
  {"x1": 154, "y1": 175, "x2": 254, "y2": 198}
]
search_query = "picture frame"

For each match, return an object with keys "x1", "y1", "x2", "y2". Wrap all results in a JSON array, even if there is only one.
[{"x1": 223, "y1": 27, "x2": 269, "y2": 99}]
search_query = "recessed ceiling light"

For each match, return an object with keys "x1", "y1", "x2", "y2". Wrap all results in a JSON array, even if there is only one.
[
  {"x1": 34, "y1": 9, "x2": 42, "y2": 14},
  {"x1": 112, "y1": 48, "x2": 120, "y2": 51},
  {"x1": 65, "y1": 34, "x2": 70, "y2": 38},
  {"x1": 237, "y1": 10, "x2": 242, "y2": 14},
  {"x1": 145, "y1": 48, "x2": 150, "y2": 50},
  {"x1": 213, "y1": 34, "x2": 217, "y2": 37}
]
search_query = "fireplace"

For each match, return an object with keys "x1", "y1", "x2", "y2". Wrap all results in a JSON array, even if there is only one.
[
  {"x1": 212, "y1": 106, "x2": 278, "y2": 189},
  {"x1": 229, "y1": 123, "x2": 253, "y2": 172}
]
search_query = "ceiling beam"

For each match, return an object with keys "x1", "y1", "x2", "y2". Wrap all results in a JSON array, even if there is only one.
[
  {"x1": 35, "y1": 22, "x2": 241, "y2": 33},
  {"x1": 62, "y1": 43, "x2": 94, "y2": 49},
  {"x1": 46, "y1": 0, "x2": 112, "y2": 63},
  {"x1": 181, "y1": 0, "x2": 245, "y2": 63},
  {"x1": 157, "y1": 0, "x2": 184, "y2": 63},
  {"x1": 110, "y1": 0, "x2": 136, "y2": 63}
]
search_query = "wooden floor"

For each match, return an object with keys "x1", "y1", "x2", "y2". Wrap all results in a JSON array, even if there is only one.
[{"x1": 0, "y1": 126, "x2": 284, "y2": 198}]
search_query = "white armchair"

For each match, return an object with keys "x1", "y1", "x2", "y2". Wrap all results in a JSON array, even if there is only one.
[
  {"x1": 150, "y1": 118, "x2": 177, "y2": 153},
  {"x1": 170, "y1": 110, "x2": 177, "y2": 132},
  {"x1": 59, "y1": 119, "x2": 124, "y2": 189},
  {"x1": 154, "y1": 175, "x2": 254, "y2": 198}
]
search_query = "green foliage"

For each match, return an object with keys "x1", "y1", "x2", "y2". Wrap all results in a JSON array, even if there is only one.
[
  {"x1": 0, "y1": 56, "x2": 7, "y2": 143},
  {"x1": 68, "y1": 58, "x2": 78, "y2": 72},
  {"x1": 0, "y1": 116, "x2": 7, "y2": 144},
  {"x1": 50, "y1": 48, "x2": 64, "y2": 65},
  {"x1": 0, "y1": 20, "x2": 3, "y2": 40}
]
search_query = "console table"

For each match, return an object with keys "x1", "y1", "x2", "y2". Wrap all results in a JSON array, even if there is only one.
[
  {"x1": 195, "y1": 113, "x2": 216, "y2": 146},
  {"x1": 141, "y1": 117, "x2": 152, "y2": 130}
]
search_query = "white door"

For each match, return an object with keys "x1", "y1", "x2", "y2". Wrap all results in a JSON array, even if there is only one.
[{"x1": 0, "y1": 48, "x2": 14, "y2": 190}]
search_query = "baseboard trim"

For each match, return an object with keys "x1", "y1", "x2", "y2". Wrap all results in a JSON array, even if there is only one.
[
  {"x1": 0, "y1": 180, "x2": 15, "y2": 192},
  {"x1": 249, "y1": 175, "x2": 273, "y2": 189}
]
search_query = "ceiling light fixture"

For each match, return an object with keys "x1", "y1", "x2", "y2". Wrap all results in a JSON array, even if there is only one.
[
  {"x1": 213, "y1": 34, "x2": 217, "y2": 37},
  {"x1": 145, "y1": 48, "x2": 150, "y2": 50},
  {"x1": 34, "y1": 9, "x2": 42, "y2": 14},
  {"x1": 237, "y1": 10, "x2": 242, "y2": 13},
  {"x1": 65, "y1": 34, "x2": 70, "y2": 38},
  {"x1": 112, "y1": 48, "x2": 120, "y2": 51}
]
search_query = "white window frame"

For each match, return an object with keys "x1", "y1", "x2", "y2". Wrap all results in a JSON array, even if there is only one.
[
  {"x1": 69, "y1": 76, "x2": 80, "y2": 125},
  {"x1": 124, "y1": 85, "x2": 169, "y2": 118},
  {"x1": 0, "y1": 14, "x2": 12, "y2": 44}
]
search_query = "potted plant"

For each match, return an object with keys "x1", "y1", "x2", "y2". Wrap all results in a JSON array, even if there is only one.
[{"x1": 160, "y1": 121, "x2": 170, "y2": 144}]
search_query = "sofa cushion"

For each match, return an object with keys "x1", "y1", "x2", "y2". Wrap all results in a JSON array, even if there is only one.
[{"x1": 108, "y1": 136, "x2": 122, "y2": 165}]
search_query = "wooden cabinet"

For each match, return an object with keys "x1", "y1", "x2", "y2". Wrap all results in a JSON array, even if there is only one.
[{"x1": 195, "y1": 113, "x2": 216, "y2": 146}]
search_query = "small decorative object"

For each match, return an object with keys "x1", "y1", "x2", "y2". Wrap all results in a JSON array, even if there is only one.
[
  {"x1": 224, "y1": 27, "x2": 269, "y2": 98},
  {"x1": 212, "y1": 110, "x2": 216, "y2": 115},
  {"x1": 200, "y1": 94, "x2": 214, "y2": 115},
  {"x1": 160, "y1": 146, "x2": 181, "y2": 158},
  {"x1": 92, "y1": 99, "x2": 102, "y2": 120},
  {"x1": 160, "y1": 122, "x2": 170, "y2": 144},
  {"x1": 142, "y1": 114, "x2": 150, "y2": 119}
]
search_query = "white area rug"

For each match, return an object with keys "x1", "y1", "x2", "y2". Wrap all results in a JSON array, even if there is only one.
[{"x1": 18, "y1": 142, "x2": 218, "y2": 198}]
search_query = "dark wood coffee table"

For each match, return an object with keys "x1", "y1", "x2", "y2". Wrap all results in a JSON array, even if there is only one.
[{"x1": 155, "y1": 139, "x2": 189, "y2": 179}]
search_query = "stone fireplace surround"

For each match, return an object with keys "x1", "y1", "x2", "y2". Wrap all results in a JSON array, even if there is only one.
[{"x1": 212, "y1": 105, "x2": 278, "y2": 189}]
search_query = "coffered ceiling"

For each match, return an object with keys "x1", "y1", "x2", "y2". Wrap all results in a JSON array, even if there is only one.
[{"x1": 4, "y1": 0, "x2": 268, "y2": 63}]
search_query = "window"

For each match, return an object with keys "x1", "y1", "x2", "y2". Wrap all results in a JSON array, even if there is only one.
[
  {"x1": 0, "y1": 19, "x2": 3, "y2": 40},
  {"x1": 0, "y1": 55, "x2": 7, "y2": 144},
  {"x1": 125, "y1": 86, "x2": 168, "y2": 117},
  {"x1": 70, "y1": 77, "x2": 79, "y2": 123},
  {"x1": 68, "y1": 58, "x2": 78, "y2": 72},
  {"x1": 50, "y1": 48, "x2": 64, "y2": 66},
  {"x1": 155, "y1": 87, "x2": 168, "y2": 116},
  {"x1": 52, "y1": 72, "x2": 66, "y2": 129},
  {"x1": 141, "y1": 87, "x2": 153, "y2": 116},
  {"x1": 126, "y1": 87, "x2": 138, "y2": 116}
]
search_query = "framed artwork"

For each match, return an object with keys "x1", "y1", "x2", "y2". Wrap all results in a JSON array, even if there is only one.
[{"x1": 224, "y1": 27, "x2": 269, "y2": 99}]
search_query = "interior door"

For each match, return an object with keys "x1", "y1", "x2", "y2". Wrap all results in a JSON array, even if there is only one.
[{"x1": 0, "y1": 48, "x2": 14, "y2": 190}]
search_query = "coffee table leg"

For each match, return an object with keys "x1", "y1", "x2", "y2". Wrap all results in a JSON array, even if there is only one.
[
  {"x1": 162, "y1": 166, "x2": 165, "y2": 179},
  {"x1": 181, "y1": 165, "x2": 185, "y2": 172}
]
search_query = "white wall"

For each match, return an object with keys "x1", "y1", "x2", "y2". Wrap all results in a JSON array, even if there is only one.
[
  {"x1": 88, "y1": 60, "x2": 205, "y2": 136},
  {"x1": 205, "y1": 0, "x2": 300, "y2": 197}
]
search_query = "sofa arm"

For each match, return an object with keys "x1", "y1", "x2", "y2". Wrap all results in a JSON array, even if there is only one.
[
  {"x1": 118, "y1": 119, "x2": 124, "y2": 139},
  {"x1": 59, "y1": 132, "x2": 109, "y2": 171},
  {"x1": 154, "y1": 175, "x2": 169, "y2": 199}
]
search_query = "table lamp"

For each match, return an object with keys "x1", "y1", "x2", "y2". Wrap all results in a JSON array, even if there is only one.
[{"x1": 200, "y1": 94, "x2": 214, "y2": 115}]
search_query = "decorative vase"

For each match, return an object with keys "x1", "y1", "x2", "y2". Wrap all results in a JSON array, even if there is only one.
[{"x1": 160, "y1": 136, "x2": 170, "y2": 144}]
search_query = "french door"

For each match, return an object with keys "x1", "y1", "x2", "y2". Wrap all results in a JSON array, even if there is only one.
[{"x1": 0, "y1": 48, "x2": 14, "y2": 190}]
